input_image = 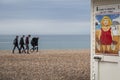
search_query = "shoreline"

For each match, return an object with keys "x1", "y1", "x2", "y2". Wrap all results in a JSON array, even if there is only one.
[{"x1": 0, "y1": 49, "x2": 90, "y2": 54}]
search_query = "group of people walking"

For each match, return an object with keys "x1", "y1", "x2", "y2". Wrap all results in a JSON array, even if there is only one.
[{"x1": 12, "y1": 35, "x2": 39, "y2": 54}]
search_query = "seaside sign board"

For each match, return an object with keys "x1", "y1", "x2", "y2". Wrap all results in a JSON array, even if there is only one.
[
  {"x1": 95, "y1": 4, "x2": 120, "y2": 55},
  {"x1": 91, "y1": 0, "x2": 120, "y2": 80}
]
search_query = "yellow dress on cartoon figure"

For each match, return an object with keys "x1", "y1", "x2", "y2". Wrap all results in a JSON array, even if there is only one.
[{"x1": 98, "y1": 16, "x2": 113, "y2": 53}]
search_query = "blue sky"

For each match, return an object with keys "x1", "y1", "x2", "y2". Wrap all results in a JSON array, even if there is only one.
[{"x1": 0, "y1": 0, "x2": 90, "y2": 35}]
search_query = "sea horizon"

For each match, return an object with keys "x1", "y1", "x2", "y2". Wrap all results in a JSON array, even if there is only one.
[{"x1": 0, "y1": 34, "x2": 90, "y2": 50}]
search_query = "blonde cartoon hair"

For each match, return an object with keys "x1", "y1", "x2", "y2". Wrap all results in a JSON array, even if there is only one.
[{"x1": 101, "y1": 16, "x2": 112, "y2": 26}]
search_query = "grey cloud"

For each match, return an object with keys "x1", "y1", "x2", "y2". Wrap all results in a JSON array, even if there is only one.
[
  {"x1": 0, "y1": 0, "x2": 90, "y2": 20},
  {"x1": 0, "y1": 0, "x2": 90, "y2": 34}
]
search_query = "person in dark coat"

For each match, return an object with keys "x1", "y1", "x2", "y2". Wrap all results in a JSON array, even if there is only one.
[
  {"x1": 25, "y1": 35, "x2": 31, "y2": 54},
  {"x1": 12, "y1": 36, "x2": 21, "y2": 53},
  {"x1": 19, "y1": 35, "x2": 26, "y2": 53},
  {"x1": 31, "y1": 37, "x2": 36, "y2": 51},
  {"x1": 35, "y1": 37, "x2": 39, "y2": 52},
  {"x1": 31, "y1": 37, "x2": 39, "y2": 52}
]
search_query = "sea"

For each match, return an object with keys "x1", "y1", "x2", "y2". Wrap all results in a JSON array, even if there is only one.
[{"x1": 0, "y1": 35, "x2": 90, "y2": 50}]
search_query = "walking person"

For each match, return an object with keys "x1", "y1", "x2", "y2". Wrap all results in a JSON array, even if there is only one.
[
  {"x1": 30, "y1": 37, "x2": 39, "y2": 52},
  {"x1": 19, "y1": 35, "x2": 26, "y2": 53},
  {"x1": 31, "y1": 37, "x2": 36, "y2": 52},
  {"x1": 25, "y1": 35, "x2": 31, "y2": 54},
  {"x1": 12, "y1": 36, "x2": 21, "y2": 53}
]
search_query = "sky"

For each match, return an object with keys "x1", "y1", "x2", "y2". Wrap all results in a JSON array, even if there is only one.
[{"x1": 0, "y1": 0, "x2": 90, "y2": 35}]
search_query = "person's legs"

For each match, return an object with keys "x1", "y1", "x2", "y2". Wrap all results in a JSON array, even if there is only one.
[
  {"x1": 16, "y1": 45, "x2": 21, "y2": 53},
  {"x1": 26, "y1": 44, "x2": 29, "y2": 54},
  {"x1": 20, "y1": 45, "x2": 25, "y2": 53},
  {"x1": 33, "y1": 45, "x2": 35, "y2": 51},
  {"x1": 102, "y1": 45, "x2": 106, "y2": 53},
  {"x1": 19, "y1": 45, "x2": 22, "y2": 53},
  {"x1": 107, "y1": 45, "x2": 111, "y2": 53},
  {"x1": 12, "y1": 45, "x2": 16, "y2": 53},
  {"x1": 22, "y1": 45, "x2": 26, "y2": 53}
]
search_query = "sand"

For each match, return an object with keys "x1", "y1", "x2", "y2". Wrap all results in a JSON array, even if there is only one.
[{"x1": 0, "y1": 49, "x2": 90, "y2": 80}]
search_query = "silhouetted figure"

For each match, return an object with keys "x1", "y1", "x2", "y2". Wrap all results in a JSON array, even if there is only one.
[
  {"x1": 36, "y1": 37, "x2": 39, "y2": 52},
  {"x1": 25, "y1": 35, "x2": 31, "y2": 54},
  {"x1": 31, "y1": 37, "x2": 39, "y2": 52},
  {"x1": 19, "y1": 35, "x2": 26, "y2": 53},
  {"x1": 12, "y1": 36, "x2": 21, "y2": 53}
]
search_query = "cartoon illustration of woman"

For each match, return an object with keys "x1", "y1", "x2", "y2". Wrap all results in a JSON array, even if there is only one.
[{"x1": 98, "y1": 16, "x2": 113, "y2": 53}]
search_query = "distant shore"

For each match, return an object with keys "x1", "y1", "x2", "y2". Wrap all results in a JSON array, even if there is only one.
[
  {"x1": 0, "y1": 49, "x2": 90, "y2": 54},
  {"x1": 0, "y1": 49, "x2": 90, "y2": 80}
]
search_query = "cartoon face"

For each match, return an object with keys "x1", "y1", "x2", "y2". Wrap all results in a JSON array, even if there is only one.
[
  {"x1": 103, "y1": 18, "x2": 109, "y2": 26},
  {"x1": 101, "y1": 16, "x2": 112, "y2": 27}
]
